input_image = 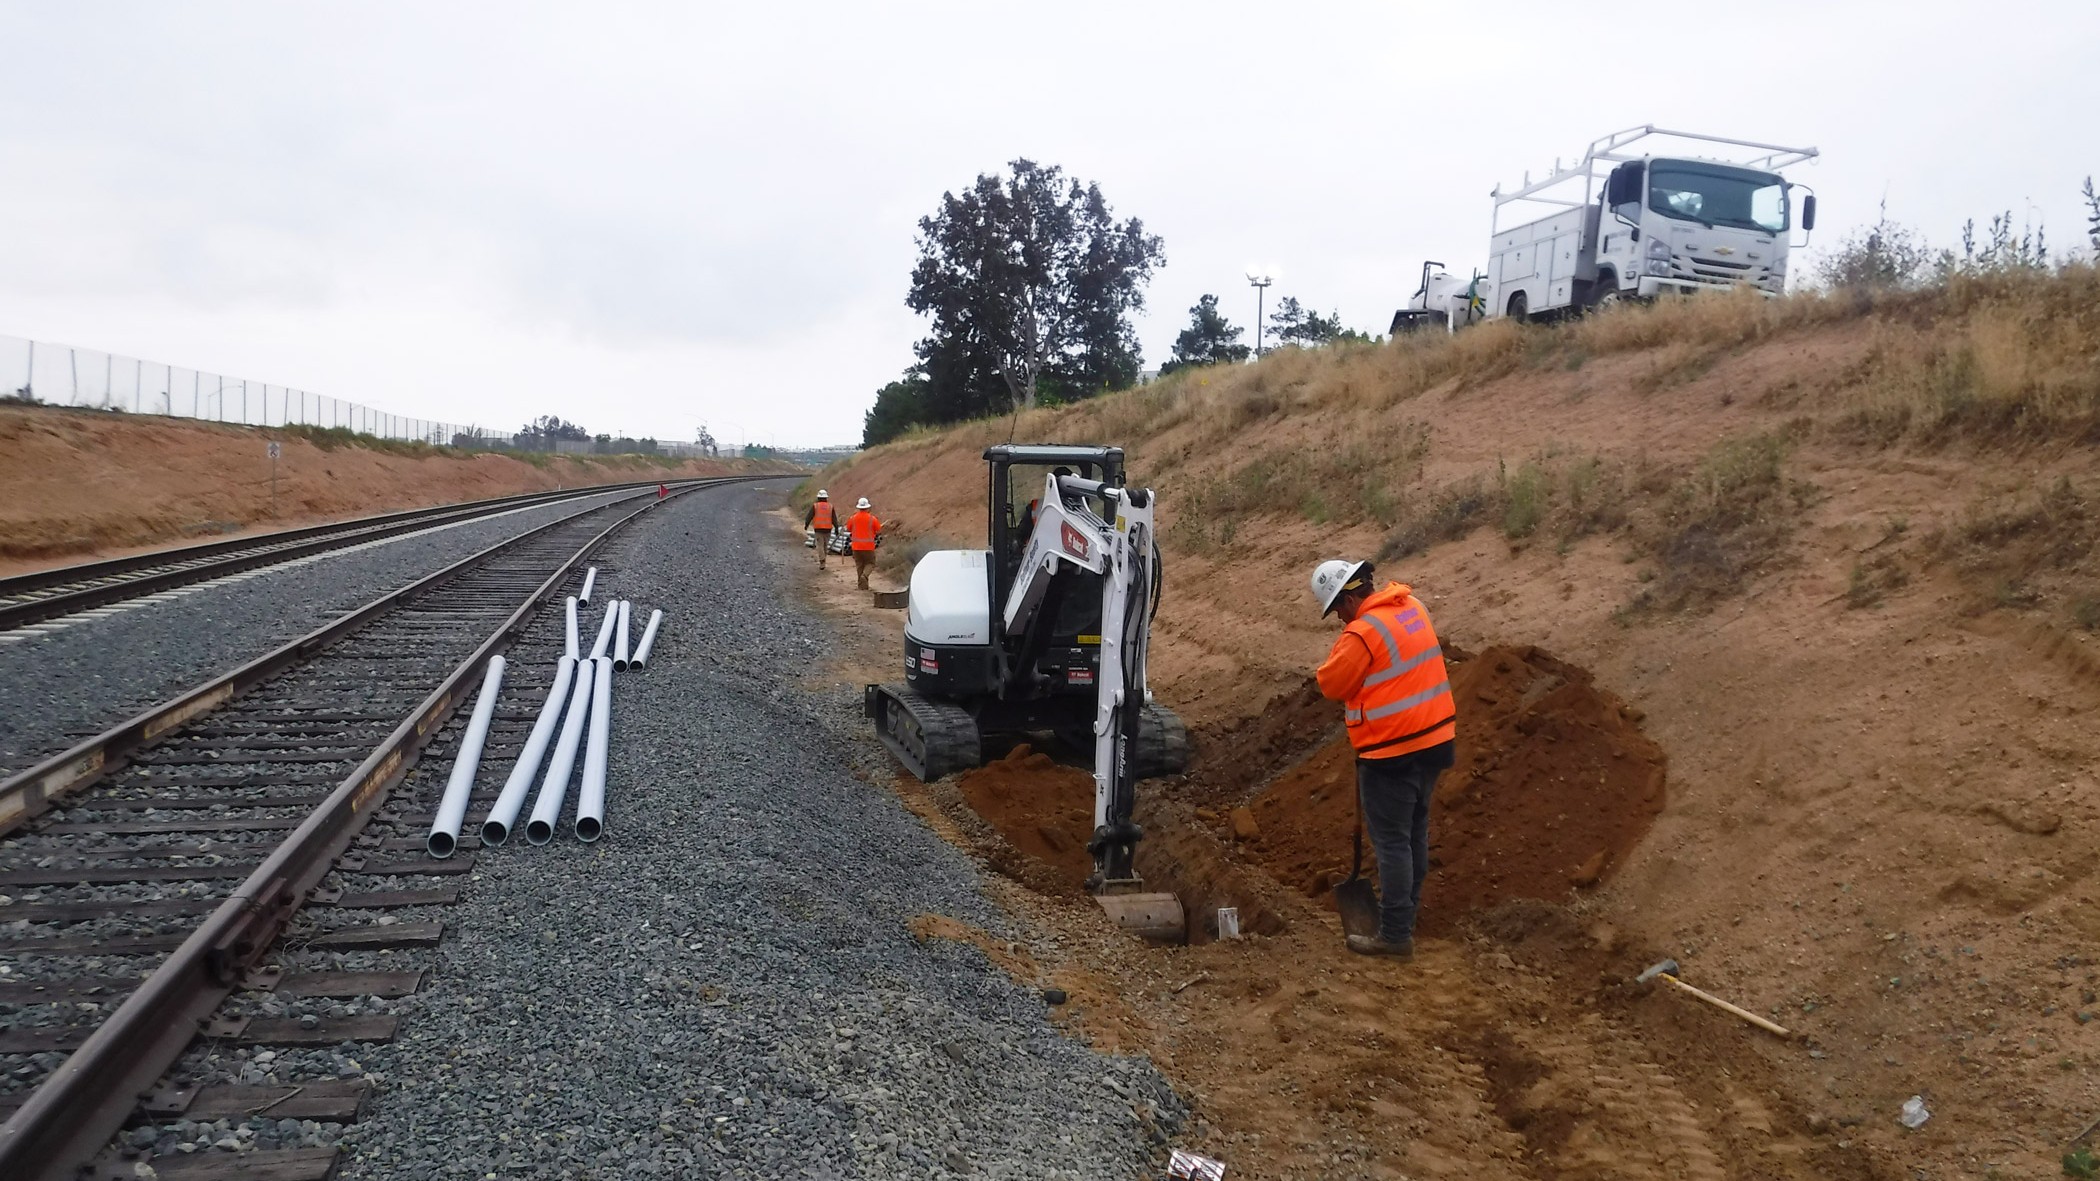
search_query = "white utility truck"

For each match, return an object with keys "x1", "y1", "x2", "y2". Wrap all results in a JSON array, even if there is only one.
[
  {"x1": 1395, "y1": 125, "x2": 1819, "y2": 331},
  {"x1": 1489, "y1": 125, "x2": 1817, "y2": 319}
]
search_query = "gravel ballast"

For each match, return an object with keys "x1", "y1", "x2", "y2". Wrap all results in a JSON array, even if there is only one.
[
  {"x1": 0, "y1": 489, "x2": 639, "y2": 776},
  {"x1": 335, "y1": 483, "x2": 1182, "y2": 1181}
]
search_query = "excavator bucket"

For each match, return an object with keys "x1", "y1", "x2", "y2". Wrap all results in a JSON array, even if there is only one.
[{"x1": 1094, "y1": 892, "x2": 1186, "y2": 942}]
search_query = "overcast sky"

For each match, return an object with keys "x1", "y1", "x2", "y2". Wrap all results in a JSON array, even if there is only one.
[{"x1": 1, "y1": 1, "x2": 2093, "y2": 448}]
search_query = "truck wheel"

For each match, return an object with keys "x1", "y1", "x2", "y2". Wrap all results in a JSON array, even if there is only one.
[
  {"x1": 1506, "y1": 291, "x2": 1529, "y2": 322},
  {"x1": 1588, "y1": 279, "x2": 1624, "y2": 313}
]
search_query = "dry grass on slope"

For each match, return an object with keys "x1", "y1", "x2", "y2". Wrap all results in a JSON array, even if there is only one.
[{"x1": 820, "y1": 266, "x2": 2100, "y2": 620}]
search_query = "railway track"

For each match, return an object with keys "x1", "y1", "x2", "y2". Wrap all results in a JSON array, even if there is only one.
[
  {"x1": 0, "y1": 480, "x2": 679, "y2": 636},
  {"x1": 0, "y1": 476, "x2": 773, "y2": 1181}
]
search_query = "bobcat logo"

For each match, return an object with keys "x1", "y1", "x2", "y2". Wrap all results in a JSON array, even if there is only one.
[{"x1": 1059, "y1": 522, "x2": 1092, "y2": 561}]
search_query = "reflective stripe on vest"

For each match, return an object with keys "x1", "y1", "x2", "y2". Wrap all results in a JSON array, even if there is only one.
[
  {"x1": 1341, "y1": 592, "x2": 1455, "y2": 757},
  {"x1": 1345, "y1": 679, "x2": 1450, "y2": 723},
  {"x1": 813, "y1": 502, "x2": 834, "y2": 529}
]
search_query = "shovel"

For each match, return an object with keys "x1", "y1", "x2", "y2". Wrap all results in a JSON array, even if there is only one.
[{"x1": 1334, "y1": 783, "x2": 1380, "y2": 940}]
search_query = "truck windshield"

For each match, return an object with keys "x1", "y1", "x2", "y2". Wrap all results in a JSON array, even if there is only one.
[{"x1": 1647, "y1": 162, "x2": 1788, "y2": 234}]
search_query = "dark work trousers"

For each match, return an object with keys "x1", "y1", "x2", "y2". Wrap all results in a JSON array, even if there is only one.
[{"x1": 1356, "y1": 740, "x2": 1454, "y2": 943}]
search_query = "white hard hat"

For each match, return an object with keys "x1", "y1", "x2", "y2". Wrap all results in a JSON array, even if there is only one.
[
  {"x1": 856, "y1": 497, "x2": 871, "y2": 510},
  {"x1": 1310, "y1": 559, "x2": 1372, "y2": 616},
  {"x1": 816, "y1": 489, "x2": 829, "y2": 499}
]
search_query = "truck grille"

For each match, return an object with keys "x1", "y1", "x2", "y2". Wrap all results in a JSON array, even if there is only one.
[{"x1": 1672, "y1": 255, "x2": 1775, "y2": 288}]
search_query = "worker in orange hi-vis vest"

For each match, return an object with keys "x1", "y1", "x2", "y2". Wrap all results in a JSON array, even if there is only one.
[
  {"x1": 802, "y1": 490, "x2": 837, "y2": 568},
  {"x1": 1310, "y1": 558, "x2": 1457, "y2": 961},
  {"x1": 845, "y1": 497, "x2": 882, "y2": 589}
]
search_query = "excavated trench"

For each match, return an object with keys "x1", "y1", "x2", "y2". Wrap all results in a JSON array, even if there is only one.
[{"x1": 952, "y1": 644, "x2": 1669, "y2": 942}]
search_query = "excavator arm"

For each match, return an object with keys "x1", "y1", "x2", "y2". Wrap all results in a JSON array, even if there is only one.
[{"x1": 1002, "y1": 473, "x2": 1174, "y2": 928}]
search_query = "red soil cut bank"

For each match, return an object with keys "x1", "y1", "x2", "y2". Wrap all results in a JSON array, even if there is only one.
[{"x1": 1243, "y1": 645, "x2": 1667, "y2": 934}]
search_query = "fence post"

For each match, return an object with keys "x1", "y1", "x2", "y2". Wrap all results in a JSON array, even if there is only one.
[
  {"x1": 70, "y1": 349, "x2": 77, "y2": 405},
  {"x1": 193, "y1": 371, "x2": 200, "y2": 418},
  {"x1": 104, "y1": 353, "x2": 112, "y2": 409},
  {"x1": 134, "y1": 357, "x2": 142, "y2": 412},
  {"x1": 21, "y1": 339, "x2": 30, "y2": 399}
]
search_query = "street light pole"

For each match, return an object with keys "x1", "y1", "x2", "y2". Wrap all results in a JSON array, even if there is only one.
[{"x1": 1246, "y1": 271, "x2": 1275, "y2": 358}]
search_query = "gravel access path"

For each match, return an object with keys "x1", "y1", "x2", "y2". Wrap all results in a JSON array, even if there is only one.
[
  {"x1": 336, "y1": 483, "x2": 1182, "y2": 1181},
  {"x1": 0, "y1": 489, "x2": 638, "y2": 776}
]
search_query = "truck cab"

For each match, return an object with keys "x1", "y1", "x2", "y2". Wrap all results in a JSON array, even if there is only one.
[
  {"x1": 1484, "y1": 126, "x2": 1817, "y2": 321},
  {"x1": 1593, "y1": 156, "x2": 1807, "y2": 302}
]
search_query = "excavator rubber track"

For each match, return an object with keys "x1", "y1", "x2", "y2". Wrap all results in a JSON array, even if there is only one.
[
  {"x1": 867, "y1": 683, "x2": 982, "y2": 781},
  {"x1": 1134, "y1": 703, "x2": 1191, "y2": 780}
]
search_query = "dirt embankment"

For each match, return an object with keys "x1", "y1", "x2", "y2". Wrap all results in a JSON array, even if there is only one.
[
  {"x1": 812, "y1": 277, "x2": 2100, "y2": 1180},
  {"x1": 0, "y1": 404, "x2": 800, "y2": 573}
]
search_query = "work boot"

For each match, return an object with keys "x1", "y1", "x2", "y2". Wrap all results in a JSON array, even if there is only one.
[{"x1": 1346, "y1": 934, "x2": 1414, "y2": 960}]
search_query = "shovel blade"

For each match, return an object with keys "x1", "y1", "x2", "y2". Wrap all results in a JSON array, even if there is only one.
[{"x1": 1334, "y1": 877, "x2": 1379, "y2": 940}]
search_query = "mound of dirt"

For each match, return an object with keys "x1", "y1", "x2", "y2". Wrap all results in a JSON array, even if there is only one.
[
  {"x1": 0, "y1": 404, "x2": 796, "y2": 571},
  {"x1": 955, "y1": 745, "x2": 1097, "y2": 892},
  {"x1": 1241, "y1": 645, "x2": 1666, "y2": 933},
  {"x1": 1175, "y1": 676, "x2": 1337, "y2": 808}
]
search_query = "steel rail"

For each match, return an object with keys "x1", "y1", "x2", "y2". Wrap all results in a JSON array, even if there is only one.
[
  {"x1": 0, "y1": 478, "x2": 688, "y2": 634},
  {"x1": 0, "y1": 477, "x2": 749, "y2": 1181}
]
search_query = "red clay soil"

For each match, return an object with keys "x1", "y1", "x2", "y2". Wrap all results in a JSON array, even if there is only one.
[
  {"x1": 955, "y1": 745, "x2": 1098, "y2": 893},
  {"x1": 1241, "y1": 645, "x2": 1667, "y2": 934},
  {"x1": 1175, "y1": 677, "x2": 1340, "y2": 806},
  {"x1": 952, "y1": 644, "x2": 1669, "y2": 939}
]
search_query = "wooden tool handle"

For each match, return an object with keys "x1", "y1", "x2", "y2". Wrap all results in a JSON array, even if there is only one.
[{"x1": 1661, "y1": 974, "x2": 1793, "y2": 1038}]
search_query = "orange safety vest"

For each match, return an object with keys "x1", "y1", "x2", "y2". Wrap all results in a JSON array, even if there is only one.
[
  {"x1": 847, "y1": 510, "x2": 880, "y2": 552},
  {"x1": 812, "y1": 500, "x2": 835, "y2": 529},
  {"x1": 1339, "y1": 583, "x2": 1455, "y2": 759}
]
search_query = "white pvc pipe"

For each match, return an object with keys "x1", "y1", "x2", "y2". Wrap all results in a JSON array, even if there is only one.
[
  {"x1": 587, "y1": 600, "x2": 617, "y2": 660},
  {"x1": 613, "y1": 600, "x2": 633, "y2": 670},
  {"x1": 564, "y1": 596, "x2": 580, "y2": 661},
  {"x1": 578, "y1": 566, "x2": 598, "y2": 603},
  {"x1": 525, "y1": 661, "x2": 595, "y2": 845},
  {"x1": 428, "y1": 656, "x2": 506, "y2": 858},
  {"x1": 575, "y1": 657, "x2": 614, "y2": 842},
  {"x1": 631, "y1": 609, "x2": 664, "y2": 668},
  {"x1": 480, "y1": 656, "x2": 578, "y2": 846}
]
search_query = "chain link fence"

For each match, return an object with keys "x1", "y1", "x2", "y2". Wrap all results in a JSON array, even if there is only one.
[{"x1": 1, "y1": 332, "x2": 485, "y2": 444}]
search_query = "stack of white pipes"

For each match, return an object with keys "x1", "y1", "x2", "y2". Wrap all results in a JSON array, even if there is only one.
[{"x1": 430, "y1": 564, "x2": 667, "y2": 853}]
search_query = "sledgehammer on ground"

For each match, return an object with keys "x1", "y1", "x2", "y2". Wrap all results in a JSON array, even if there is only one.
[{"x1": 1636, "y1": 959, "x2": 1793, "y2": 1039}]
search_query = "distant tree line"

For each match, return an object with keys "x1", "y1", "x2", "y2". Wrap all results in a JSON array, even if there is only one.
[{"x1": 1157, "y1": 293, "x2": 1368, "y2": 376}]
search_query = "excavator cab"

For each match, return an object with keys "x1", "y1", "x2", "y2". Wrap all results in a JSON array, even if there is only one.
[
  {"x1": 987, "y1": 445, "x2": 1122, "y2": 582},
  {"x1": 986, "y1": 445, "x2": 1122, "y2": 700}
]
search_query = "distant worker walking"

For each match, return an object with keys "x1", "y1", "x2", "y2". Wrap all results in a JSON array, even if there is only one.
[
  {"x1": 803, "y1": 489, "x2": 837, "y2": 568},
  {"x1": 1310, "y1": 559, "x2": 1456, "y2": 959},
  {"x1": 846, "y1": 497, "x2": 883, "y2": 590}
]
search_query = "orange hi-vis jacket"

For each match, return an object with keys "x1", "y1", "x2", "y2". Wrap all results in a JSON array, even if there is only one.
[
  {"x1": 1316, "y1": 582, "x2": 1455, "y2": 760},
  {"x1": 847, "y1": 510, "x2": 881, "y2": 552},
  {"x1": 811, "y1": 500, "x2": 835, "y2": 530}
]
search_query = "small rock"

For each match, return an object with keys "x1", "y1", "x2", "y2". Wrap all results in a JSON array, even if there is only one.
[
  {"x1": 130, "y1": 1126, "x2": 160, "y2": 1149},
  {"x1": 1229, "y1": 806, "x2": 1259, "y2": 841},
  {"x1": 1805, "y1": 1113, "x2": 1831, "y2": 1135},
  {"x1": 213, "y1": 1137, "x2": 242, "y2": 1151},
  {"x1": 943, "y1": 1147, "x2": 974, "y2": 1173},
  {"x1": 298, "y1": 1014, "x2": 320, "y2": 1030},
  {"x1": 1569, "y1": 849, "x2": 1609, "y2": 887},
  {"x1": 1043, "y1": 988, "x2": 1069, "y2": 1006}
]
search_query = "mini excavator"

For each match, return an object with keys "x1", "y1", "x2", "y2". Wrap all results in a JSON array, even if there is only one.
[{"x1": 866, "y1": 445, "x2": 1191, "y2": 938}]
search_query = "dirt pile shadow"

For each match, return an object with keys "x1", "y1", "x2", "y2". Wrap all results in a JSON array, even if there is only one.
[{"x1": 1235, "y1": 645, "x2": 1668, "y2": 935}]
